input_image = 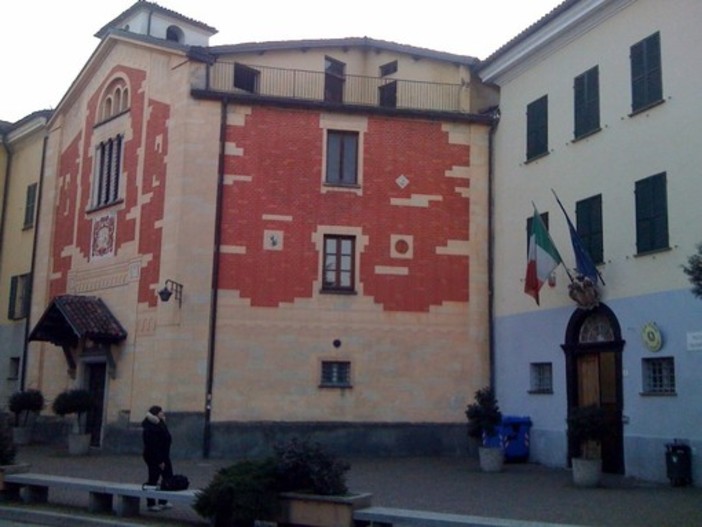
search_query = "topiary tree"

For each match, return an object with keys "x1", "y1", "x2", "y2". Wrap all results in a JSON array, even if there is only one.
[
  {"x1": 52, "y1": 388, "x2": 94, "y2": 434},
  {"x1": 466, "y1": 387, "x2": 502, "y2": 447},
  {"x1": 683, "y1": 243, "x2": 702, "y2": 299},
  {"x1": 8, "y1": 389, "x2": 45, "y2": 427}
]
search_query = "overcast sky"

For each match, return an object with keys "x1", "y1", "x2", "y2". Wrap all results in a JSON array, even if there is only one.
[{"x1": 0, "y1": 0, "x2": 563, "y2": 123}]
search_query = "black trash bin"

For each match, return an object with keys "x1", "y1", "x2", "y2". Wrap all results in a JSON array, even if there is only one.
[
  {"x1": 500, "y1": 416, "x2": 532, "y2": 463},
  {"x1": 666, "y1": 442, "x2": 692, "y2": 486}
]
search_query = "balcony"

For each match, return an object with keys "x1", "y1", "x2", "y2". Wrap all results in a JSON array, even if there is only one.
[{"x1": 192, "y1": 61, "x2": 473, "y2": 115}]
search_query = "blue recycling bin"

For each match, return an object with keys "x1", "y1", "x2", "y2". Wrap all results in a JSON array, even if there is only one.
[{"x1": 500, "y1": 416, "x2": 532, "y2": 462}]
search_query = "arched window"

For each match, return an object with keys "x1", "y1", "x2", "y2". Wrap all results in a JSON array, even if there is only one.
[
  {"x1": 99, "y1": 78, "x2": 130, "y2": 122},
  {"x1": 166, "y1": 25, "x2": 184, "y2": 43}
]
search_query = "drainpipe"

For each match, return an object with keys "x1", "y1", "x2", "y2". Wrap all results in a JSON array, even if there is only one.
[
  {"x1": 487, "y1": 108, "x2": 500, "y2": 390},
  {"x1": 202, "y1": 99, "x2": 227, "y2": 458},
  {"x1": 20, "y1": 134, "x2": 48, "y2": 390}
]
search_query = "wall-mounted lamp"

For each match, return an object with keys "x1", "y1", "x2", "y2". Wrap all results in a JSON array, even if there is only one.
[{"x1": 158, "y1": 279, "x2": 183, "y2": 307}]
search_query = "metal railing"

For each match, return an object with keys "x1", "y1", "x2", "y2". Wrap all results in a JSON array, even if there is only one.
[{"x1": 198, "y1": 61, "x2": 468, "y2": 114}]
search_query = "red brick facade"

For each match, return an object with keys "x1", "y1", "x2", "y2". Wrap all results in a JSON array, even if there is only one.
[{"x1": 220, "y1": 106, "x2": 471, "y2": 312}]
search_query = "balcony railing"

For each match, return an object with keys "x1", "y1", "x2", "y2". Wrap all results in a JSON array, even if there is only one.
[{"x1": 196, "y1": 61, "x2": 470, "y2": 114}]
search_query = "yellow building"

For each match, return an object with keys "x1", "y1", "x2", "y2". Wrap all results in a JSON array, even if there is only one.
[
  {"x1": 0, "y1": 111, "x2": 51, "y2": 405},
  {"x1": 26, "y1": 1, "x2": 496, "y2": 457}
]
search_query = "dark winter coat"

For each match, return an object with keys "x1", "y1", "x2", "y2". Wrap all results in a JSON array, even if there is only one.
[{"x1": 142, "y1": 412, "x2": 172, "y2": 466}]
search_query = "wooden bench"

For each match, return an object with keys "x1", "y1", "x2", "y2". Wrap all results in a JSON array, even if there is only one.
[
  {"x1": 3, "y1": 472, "x2": 198, "y2": 518},
  {"x1": 353, "y1": 506, "x2": 580, "y2": 527}
]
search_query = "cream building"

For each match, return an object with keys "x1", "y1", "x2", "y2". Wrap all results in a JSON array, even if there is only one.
[{"x1": 481, "y1": 0, "x2": 702, "y2": 484}]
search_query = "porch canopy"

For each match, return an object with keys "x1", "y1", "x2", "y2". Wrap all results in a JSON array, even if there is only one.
[{"x1": 29, "y1": 295, "x2": 127, "y2": 375}]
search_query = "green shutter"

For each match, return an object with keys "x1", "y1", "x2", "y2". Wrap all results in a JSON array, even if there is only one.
[
  {"x1": 631, "y1": 32, "x2": 662, "y2": 112},
  {"x1": 8, "y1": 276, "x2": 18, "y2": 319},
  {"x1": 574, "y1": 67, "x2": 600, "y2": 138},
  {"x1": 636, "y1": 173, "x2": 668, "y2": 253},
  {"x1": 527, "y1": 96, "x2": 548, "y2": 160},
  {"x1": 576, "y1": 195, "x2": 603, "y2": 264}
]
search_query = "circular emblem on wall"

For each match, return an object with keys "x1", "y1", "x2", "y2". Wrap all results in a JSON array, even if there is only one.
[{"x1": 642, "y1": 321, "x2": 663, "y2": 352}]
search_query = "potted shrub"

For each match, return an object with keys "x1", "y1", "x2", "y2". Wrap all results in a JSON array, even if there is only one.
[
  {"x1": 466, "y1": 386, "x2": 504, "y2": 472},
  {"x1": 193, "y1": 437, "x2": 371, "y2": 527},
  {"x1": 567, "y1": 404, "x2": 608, "y2": 487},
  {"x1": 51, "y1": 388, "x2": 95, "y2": 455},
  {"x1": 8, "y1": 389, "x2": 44, "y2": 445}
]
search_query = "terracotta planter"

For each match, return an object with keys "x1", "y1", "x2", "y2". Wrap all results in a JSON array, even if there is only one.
[
  {"x1": 68, "y1": 433, "x2": 91, "y2": 456},
  {"x1": 277, "y1": 491, "x2": 372, "y2": 527},
  {"x1": 478, "y1": 446, "x2": 504, "y2": 473},
  {"x1": 572, "y1": 457, "x2": 601, "y2": 487}
]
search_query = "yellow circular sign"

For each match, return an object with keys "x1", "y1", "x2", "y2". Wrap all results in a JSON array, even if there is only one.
[{"x1": 642, "y1": 322, "x2": 662, "y2": 352}]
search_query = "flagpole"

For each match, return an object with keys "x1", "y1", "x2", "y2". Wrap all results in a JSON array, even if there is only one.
[{"x1": 551, "y1": 189, "x2": 605, "y2": 286}]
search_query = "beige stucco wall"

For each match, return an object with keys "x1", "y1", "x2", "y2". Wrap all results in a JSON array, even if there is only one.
[{"x1": 491, "y1": 0, "x2": 702, "y2": 317}]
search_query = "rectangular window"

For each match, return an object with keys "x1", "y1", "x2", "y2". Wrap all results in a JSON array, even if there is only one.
[
  {"x1": 635, "y1": 172, "x2": 668, "y2": 254},
  {"x1": 233, "y1": 63, "x2": 260, "y2": 93},
  {"x1": 326, "y1": 131, "x2": 358, "y2": 185},
  {"x1": 379, "y1": 81, "x2": 397, "y2": 108},
  {"x1": 526, "y1": 212, "x2": 549, "y2": 255},
  {"x1": 576, "y1": 194, "x2": 603, "y2": 264},
  {"x1": 23, "y1": 183, "x2": 38, "y2": 229},
  {"x1": 8, "y1": 357, "x2": 20, "y2": 380},
  {"x1": 322, "y1": 235, "x2": 355, "y2": 292},
  {"x1": 8, "y1": 273, "x2": 31, "y2": 320},
  {"x1": 321, "y1": 361, "x2": 351, "y2": 387},
  {"x1": 642, "y1": 357, "x2": 675, "y2": 394},
  {"x1": 379, "y1": 60, "x2": 398, "y2": 77},
  {"x1": 631, "y1": 32, "x2": 663, "y2": 113},
  {"x1": 93, "y1": 134, "x2": 123, "y2": 208},
  {"x1": 324, "y1": 57, "x2": 345, "y2": 103},
  {"x1": 529, "y1": 362, "x2": 553, "y2": 393},
  {"x1": 526, "y1": 95, "x2": 548, "y2": 161},
  {"x1": 574, "y1": 66, "x2": 600, "y2": 139}
]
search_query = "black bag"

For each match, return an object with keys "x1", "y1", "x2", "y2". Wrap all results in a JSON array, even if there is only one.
[{"x1": 160, "y1": 474, "x2": 190, "y2": 491}]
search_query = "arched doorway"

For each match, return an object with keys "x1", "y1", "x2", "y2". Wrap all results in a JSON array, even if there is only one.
[{"x1": 562, "y1": 304, "x2": 625, "y2": 474}]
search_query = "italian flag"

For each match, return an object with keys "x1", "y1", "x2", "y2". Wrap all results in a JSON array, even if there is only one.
[{"x1": 524, "y1": 207, "x2": 562, "y2": 305}]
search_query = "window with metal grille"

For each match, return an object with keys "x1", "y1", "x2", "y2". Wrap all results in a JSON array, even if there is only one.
[
  {"x1": 8, "y1": 273, "x2": 31, "y2": 320},
  {"x1": 326, "y1": 131, "x2": 358, "y2": 186},
  {"x1": 574, "y1": 66, "x2": 600, "y2": 139},
  {"x1": 322, "y1": 235, "x2": 355, "y2": 292},
  {"x1": 630, "y1": 32, "x2": 663, "y2": 113},
  {"x1": 93, "y1": 135, "x2": 123, "y2": 208},
  {"x1": 576, "y1": 194, "x2": 603, "y2": 264},
  {"x1": 529, "y1": 362, "x2": 553, "y2": 393},
  {"x1": 635, "y1": 173, "x2": 668, "y2": 254},
  {"x1": 321, "y1": 361, "x2": 351, "y2": 387},
  {"x1": 23, "y1": 183, "x2": 38, "y2": 229},
  {"x1": 642, "y1": 357, "x2": 675, "y2": 394},
  {"x1": 526, "y1": 95, "x2": 548, "y2": 161}
]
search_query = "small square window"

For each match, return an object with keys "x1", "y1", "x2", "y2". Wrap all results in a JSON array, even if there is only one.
[
  {"x1": 642, "y1": 357, "x2": 675, "y2": 394},
  {"x1": 529, "y1": 362, "x2": 553, "y2": 393},
  {"x1": 321, "y1": 361, "x2": 351, "y2": 387}
]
